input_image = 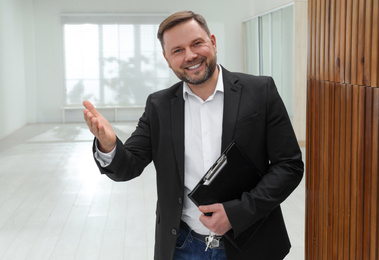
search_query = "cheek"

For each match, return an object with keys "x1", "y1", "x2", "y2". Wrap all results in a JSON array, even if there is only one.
[
  {"x1": 168, "y1": 58, "x2": 182, "y2": 70},
  {"x1": 164, "y1": 57, "x2": 173, "y2": 69}
]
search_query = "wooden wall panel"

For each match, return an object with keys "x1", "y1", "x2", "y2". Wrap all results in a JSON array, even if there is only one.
[{"x1": 306, "y1": 0, "x2": 379, "y2": 259}]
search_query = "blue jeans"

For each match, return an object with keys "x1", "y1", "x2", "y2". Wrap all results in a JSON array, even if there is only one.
[{"x1": 173, "y1": 222, "x2": 228, "y2": 260}]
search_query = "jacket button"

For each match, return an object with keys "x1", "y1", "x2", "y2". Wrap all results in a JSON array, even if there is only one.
[
  {"x1": 172, "y1": 229, "x2": 177, "y2": 235},
  {"x1": 178, "y1": 197, "x2": 183, "y2": 204}
]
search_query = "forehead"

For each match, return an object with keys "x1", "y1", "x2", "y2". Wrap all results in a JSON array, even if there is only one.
[{"x1": 162, "y1": 20, "x2": 210, "y2": 51}]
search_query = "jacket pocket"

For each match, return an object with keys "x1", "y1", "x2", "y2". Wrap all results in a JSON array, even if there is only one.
[
  {"x1": 236, "y1": 112, "x2": 261, "y2": 128},
  {"x1": 234, "y1": 112, "x2": 262, "y2": 141}
]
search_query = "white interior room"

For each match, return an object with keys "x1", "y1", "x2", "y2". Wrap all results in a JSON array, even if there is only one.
[{"x1": 0, "y1": 0, "x2": 307, "y2": 259}]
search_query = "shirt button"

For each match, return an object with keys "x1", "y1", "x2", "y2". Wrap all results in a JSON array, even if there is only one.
[
  {"x1": 178, "y1": 198, "x2": 183, "y2": 204},
  {"x1": 172, "y1": 229, "x2": 177, "y2": 235}
]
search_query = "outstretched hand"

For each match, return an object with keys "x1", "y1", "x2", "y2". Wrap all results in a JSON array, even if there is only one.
[
  {"x1": 199, "y1": 203, "x2": 232, "y2": 235},
  {"x1": 83, "y1": 100, "x2": 116, "y2": 153}
]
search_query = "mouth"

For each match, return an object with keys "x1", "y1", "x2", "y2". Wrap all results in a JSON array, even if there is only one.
[{"x1": 185, "y1": 61, "x2": 203, "y2": 70}]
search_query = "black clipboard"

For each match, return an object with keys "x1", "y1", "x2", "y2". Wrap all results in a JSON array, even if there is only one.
[
  {"x1": 188, "y1": 141, "x2": 262, "y2": 207},
  {"x1": 188, "y1": 141, "x2": 264, "y2": 250}
]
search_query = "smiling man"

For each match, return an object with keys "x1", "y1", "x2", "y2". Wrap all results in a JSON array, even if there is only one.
[{"x1": 83, "y1": 11, "x2": 304, "y2": 260}]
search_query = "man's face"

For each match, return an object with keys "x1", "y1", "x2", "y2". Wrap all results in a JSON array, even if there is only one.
[{"x1": 162, "y1": 19, "x2": 217, "y2": 86}]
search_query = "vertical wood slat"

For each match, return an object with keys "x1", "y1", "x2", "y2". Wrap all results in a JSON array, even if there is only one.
[
  {"x1": 349, "y1": 85, "x2": 358, "y2": 260},
  {"x1": 304, "y1": 79, "x2": 315, "y2": 260},
  {"x1": 350, "y1": 0, "x2": 359, "y2": 84},
  {"x1": 319, "y1": 0, "x2": 326, "y2": 79},
  {"x1": 355, "y1": 86, "x2": 366, "y2": 260},
  {"x1": 315, "y1": 0, "x2": 321, "y2": 79},
  {"x1": 338, "y1": 84, "x2": 346, "y2": 260},
  {"x1": 362, "y1": 87, "x2": 373, "y2": 260},
  {"x1": 372, "y1": 89, "x2": 379, "y2": 260},
  {"x1": 327, "y1": 82, "x2": 335, "y2": 260},
  {"x1": 332, "y1": 83, "x2": 340, "y2": 260},
  {"x1": 339, "y1": 0, "x2": 346, "y2": 83},
  {"x1": 324, "y1": 0, "x2": 331, "y2": 81},
  {"x1": 363, "y1": 0, "x2": 373, "y2": 86},
  {"x1": 321, "y1": 80, "x2": 329, "y2": 260},
  {"x1": 357, "y1": 0, "x2": 366, "y2": 85},
  {"x1": 329, "y1": 0, "x2": 336, "y2": 81},
  {"x1": 371, "y1": 0, "x2": 379, "y2": 87},
  {"x1": 343, "y1": 85, "x2": 352, "y2": 259},
  {"x1": 308, "y1": 0, "x2": 316, "y2": 79},
  {"x1": 318, "y1": 80, "x2": 325, "y2": 260},
  {"x1": 345, "y1": 0, "x2": 353, "y2": 83},
  {"x1": 306, "y1": 0, "x2": 379, "y2": 259},
  {"x1": 369, "y1": 89, "x2": 378, "y2": 260}
]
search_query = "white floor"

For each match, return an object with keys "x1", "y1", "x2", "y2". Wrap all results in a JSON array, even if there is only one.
[{"x1": 0, "y1": 123, "x2": 305, "y2": 260}]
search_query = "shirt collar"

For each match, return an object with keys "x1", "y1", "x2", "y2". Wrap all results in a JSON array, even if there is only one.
[{"x1": 183, "y1": 64, "x2": 224, "y2": 101}]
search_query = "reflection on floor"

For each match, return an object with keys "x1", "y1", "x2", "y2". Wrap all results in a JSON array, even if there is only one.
[{"x1": 0, "y1": 123, "x2": 305, "y2": 260}]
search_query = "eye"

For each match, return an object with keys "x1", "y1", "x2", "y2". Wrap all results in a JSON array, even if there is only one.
[{"x1": 172, "y1": 49, "x2": 182, "y2": 54}]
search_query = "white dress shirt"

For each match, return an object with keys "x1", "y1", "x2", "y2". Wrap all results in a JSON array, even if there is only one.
[
  {"x1": 181, "y1": 67, "x2": 224, "y2": 234},
  {"x1": 95, "y1": 66, "x2": 224, "y2": 235}
]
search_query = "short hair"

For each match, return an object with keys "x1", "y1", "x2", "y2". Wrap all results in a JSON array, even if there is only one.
[{"x1": 157, "y1": 11, "x2": 211, "y2": 50}]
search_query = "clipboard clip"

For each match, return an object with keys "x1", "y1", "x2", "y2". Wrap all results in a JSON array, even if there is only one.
[{"x1": 203, "y1": 154, "x2": 227, "y2": 185}]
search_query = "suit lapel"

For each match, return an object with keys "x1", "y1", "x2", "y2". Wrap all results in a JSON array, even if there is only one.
[
  {"x1": 171, "y1": 84, "x2": 185, "y2": 186},
  {"x1": 221, "y1": 68, "x2": 242, "y2": 151}
]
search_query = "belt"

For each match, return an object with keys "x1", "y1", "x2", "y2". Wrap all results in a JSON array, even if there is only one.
[{"x1": 180, "y1": 221, "x2": 224, "y2": 248}]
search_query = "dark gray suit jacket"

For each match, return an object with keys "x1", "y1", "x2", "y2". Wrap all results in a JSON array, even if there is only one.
[{"x1": 93, "y1": 67, "x2": 304, "y2": 260}]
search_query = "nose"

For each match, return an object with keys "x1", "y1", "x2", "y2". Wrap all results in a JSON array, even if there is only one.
[{"x1": 184, "y1": 48, "x2": 197, "y2": 62}]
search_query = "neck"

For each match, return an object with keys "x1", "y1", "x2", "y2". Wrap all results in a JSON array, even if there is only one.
[{"x1": 188, "y1": 66, "x2": 220, "y2": 101}]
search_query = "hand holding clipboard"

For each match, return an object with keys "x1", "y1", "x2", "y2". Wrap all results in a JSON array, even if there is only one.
[{"x1": 188, "y1": 141, "x2": 264, "y2": 250}]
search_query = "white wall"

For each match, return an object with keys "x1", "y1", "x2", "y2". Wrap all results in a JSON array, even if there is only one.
[
  {"x1": 0, "y1": 0, "x2": 31, "y2": 140},
  {"x1": 251, "y1": 0, "x2": 306, "y2": 16}
]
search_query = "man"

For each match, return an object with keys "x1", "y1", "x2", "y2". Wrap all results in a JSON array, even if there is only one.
[{"x1": 83, "y1": 11, "x2": 304, "y2": 260}]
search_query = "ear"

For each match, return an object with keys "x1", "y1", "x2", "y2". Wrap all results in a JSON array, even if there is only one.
[
  {"x1": 162, "y1": 51, "x2": 172, "y2": 68},
  {"x1": 210, "y1": 34, "x2": 217, "y2": 54}
]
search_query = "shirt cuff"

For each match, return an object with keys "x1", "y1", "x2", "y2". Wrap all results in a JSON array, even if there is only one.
[{"x1": 94, "y1": 139, "x2": 116, "y2": 167}]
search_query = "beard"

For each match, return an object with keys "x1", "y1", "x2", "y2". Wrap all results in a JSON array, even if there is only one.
[{"x1": 173, "y1": 55, "x2": 217, "y2": 85}]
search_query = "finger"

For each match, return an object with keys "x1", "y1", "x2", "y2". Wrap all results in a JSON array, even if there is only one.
[
  {"x1": 83, "y1": 100, "x2": 94, "y2": 110},
  {"x1": 199, "y1": 205, "x2": 210, "y2": 213},
  {"x1": 199, "y1": 204, "x2": 218, "y2": 214},
  {"x1": 199, "y1": 213, "x2": 212, "y2": 227},
  {"x1": 83, "y1": 110, "x2": 94, "y2": 128},
  {"x1": 83, "y1": 111, "x2": 101, "y2": 137},
  {"x1": 83, "y1": 110, "x2": 93, "y2": 125},
  {"x1": 83, "y1": 108, "x2": 97, "y2": 126},
  {"x1": 83, "y1": 100, "x2": 100, "y2": 117},
  {"x1": 90, "y1": 117, "x2": 101, "y2": 135}
]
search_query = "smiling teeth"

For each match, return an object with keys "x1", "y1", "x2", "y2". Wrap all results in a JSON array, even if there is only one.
[{"x1": 188, "y1": 63, "x2": 201, "y2": 70}]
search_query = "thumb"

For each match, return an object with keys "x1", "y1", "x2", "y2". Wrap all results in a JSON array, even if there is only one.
[{"x1": 199, "y1": 204, "x2": 215, "y2": 214}]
